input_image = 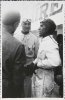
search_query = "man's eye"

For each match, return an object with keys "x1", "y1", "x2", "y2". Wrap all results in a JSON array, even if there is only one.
[{"x1": 40, "y1": 25, "x2": 43, "y2": 27}]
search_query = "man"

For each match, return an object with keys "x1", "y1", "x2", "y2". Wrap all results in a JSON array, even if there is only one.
[
  {"x1": 2, "y1": 11, "x2": 26, "y2": 98},
  {"x1": 14, "y1": 19, "x2": 38, "y2": 97},
  {"x1": 32, "y1": 19, "x2": 61, "y2": 97}
]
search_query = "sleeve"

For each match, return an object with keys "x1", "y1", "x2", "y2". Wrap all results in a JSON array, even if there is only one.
[
  {"x1": 13, "y1": 45, "x2": 26, "y2": 86},
  {"x1": 37, "y1": 48, "x2": 61, "y2": 69}
]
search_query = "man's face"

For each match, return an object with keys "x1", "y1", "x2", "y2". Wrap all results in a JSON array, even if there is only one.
[
  {"x1": 39, "y1": 22, "x2": 46, "y2": 37},
  {"x1": 22, "y1": 21, "x2": 31, "y2": 34}
]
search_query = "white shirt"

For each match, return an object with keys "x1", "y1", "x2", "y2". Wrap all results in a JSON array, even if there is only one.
[{"x1": 34, "y1": 35, "x2": 61, "y2": 69}]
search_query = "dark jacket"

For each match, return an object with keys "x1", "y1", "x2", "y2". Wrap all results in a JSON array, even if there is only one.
[{"x1": 2, "y1": 28, "x2": 26, "y2": 98}]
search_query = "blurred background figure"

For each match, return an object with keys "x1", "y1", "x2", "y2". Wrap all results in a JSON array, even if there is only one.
[
  {"x1": 57, "y1": 34, "x2": 63, "y2": 64},
  {"x1": 2, "y1": 11, "x2": 26, "y2": 98},
  {"x1": 32, "y1": 19, "x2": 61, "y2": 97},
  {"x1": 54, "y1": 34, "x2": 63, "y2": 97},
  {"x1": 15, "y1": 19, "x2": 38, "y2": 97}
]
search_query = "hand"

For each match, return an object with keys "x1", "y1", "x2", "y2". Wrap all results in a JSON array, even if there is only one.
[
  {"x1": 27, "y1": 63, "x2": 35, "y2": 70},
  {"x1": 33, "y1": 59, "x2": 38, "y2": 64},
  {"x1": 24, "y1": 63, "x2": 38, "y2": 76},
  {"x1": 27, "y1": 63, "x2": 38, "y2": 71}
]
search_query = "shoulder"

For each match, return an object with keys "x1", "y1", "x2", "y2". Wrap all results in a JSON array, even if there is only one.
[
  {"x1": 2, "y1": 32, "x2": 25, "y2": 59},
  {"x1": 12, "y1": 36, "x2": 24, "y2": 49},
  {"x1": 10, "y1": 36, "x2": 25, "y2": 59},
  {"x1": 6, "y1": 33, "x2": 24, "y2": 51},
  {"x1": 41, "y1": 36, "x2": 58, "y2": 50}
]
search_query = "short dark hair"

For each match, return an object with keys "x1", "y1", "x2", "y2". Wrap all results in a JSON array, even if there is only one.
[{"x1": 40, "y1": 19, "x2": 56, "y2": 35}]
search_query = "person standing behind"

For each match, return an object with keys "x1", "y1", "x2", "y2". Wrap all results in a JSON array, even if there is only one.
[
  {"x1": 54, "y1": 34, "x2": 63, "y2": 97},
  {"x1": 15, "y1": 19, "x2": 38, "y2": 97},
  {"x1": 2, "y1": 11, "x2": 26, "y2": 98},
  {"x1": 32, "y1": 19, "x2": 61, "y2": 97}
]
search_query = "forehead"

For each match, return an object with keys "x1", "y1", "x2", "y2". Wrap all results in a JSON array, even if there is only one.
[{"x1": 23, "y1": 22, "x2": 31, "y2": 24}]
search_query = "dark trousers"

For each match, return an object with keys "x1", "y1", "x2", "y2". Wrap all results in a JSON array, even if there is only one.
[
  {"x1": 24, "y1": 76, "x2": 31, "y2": 97},
  {"x1": 2, "y1": 79, "x2": 13, "y2": 98},
  {"x1": 2, "y1": 79, "x2": 24, "y2": 98}
]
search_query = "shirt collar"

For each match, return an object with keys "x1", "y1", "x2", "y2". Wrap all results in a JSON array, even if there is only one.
[
  {"x1": 39, "y1": 35, "x2": 58, "y2": 45},
  {"x1": 23, "y1": 32, "x2": 31, "y2": 40}
]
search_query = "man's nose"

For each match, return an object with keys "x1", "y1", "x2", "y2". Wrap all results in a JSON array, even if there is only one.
[{"x1": 26, "y1": 24, "x2": 30, "y2": 27}]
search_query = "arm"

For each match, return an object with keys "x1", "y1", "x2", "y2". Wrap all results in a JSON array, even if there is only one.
[
  {"x1": 13, "y1": 45, "x2": 26, "y2": 86},
  {"x1": 37, "y1": 49, "x2": 61, "y2": 69}
]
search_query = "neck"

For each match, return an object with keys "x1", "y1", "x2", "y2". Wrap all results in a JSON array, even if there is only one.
[{"x1": 3, "y1": 24, "x2": 14, "y2": 35}]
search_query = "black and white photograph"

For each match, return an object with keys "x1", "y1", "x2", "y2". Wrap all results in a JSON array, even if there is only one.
[{"x1": 1, "y1": 1, "x2": 64, "y2": 98}]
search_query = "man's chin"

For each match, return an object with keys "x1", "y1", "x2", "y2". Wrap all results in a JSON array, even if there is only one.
[
  {"x1": 39, "y1": 33, "x2": 43, "y2": 37},
  {"x1": 22, "y1": 31, "x2": 29, "y2": 34}
]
